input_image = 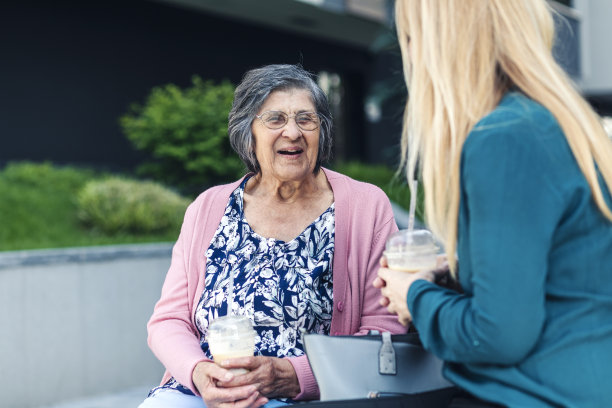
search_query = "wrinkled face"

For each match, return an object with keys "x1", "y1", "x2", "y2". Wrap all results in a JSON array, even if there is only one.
[{"x1": 252, "y1": 88, "x2": 320, "y2": 182}]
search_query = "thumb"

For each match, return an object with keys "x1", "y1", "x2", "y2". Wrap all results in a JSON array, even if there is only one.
[{"x1": 202, "y1": 361, "x2": 235, "y2": 383}]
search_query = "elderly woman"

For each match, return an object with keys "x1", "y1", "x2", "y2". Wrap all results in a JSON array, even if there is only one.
[{"x1": 139, "y1": 64, "x2": 405, "y2": 408}]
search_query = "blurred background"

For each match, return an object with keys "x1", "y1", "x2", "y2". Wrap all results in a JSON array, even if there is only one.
[{"x1": 1, "y1": 0, "x2": 611, "y2": 407}]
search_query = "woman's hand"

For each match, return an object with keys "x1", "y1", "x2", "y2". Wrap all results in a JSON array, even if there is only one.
[
  {"x1": 192, "y1": 361, "x2": 268, "y2": 408},
  {"x1": 217, "y1": 356, "x2": 300, "y2": 399},
  {"x1": 373, "y1": 256, "x2": 444, "y2": 326}
]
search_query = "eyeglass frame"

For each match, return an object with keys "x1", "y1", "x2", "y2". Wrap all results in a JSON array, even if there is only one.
[{"x1": 254, "y1": 110, "x2": 321, "y2": 131}]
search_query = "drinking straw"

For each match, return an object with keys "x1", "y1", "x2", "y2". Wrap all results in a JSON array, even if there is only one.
[
  {"x1": 408, "y1": 179, "x2": 418, "y2": 233},
  {"x1": 227, "y1": 261, "x2": 236, "y2": 316}
]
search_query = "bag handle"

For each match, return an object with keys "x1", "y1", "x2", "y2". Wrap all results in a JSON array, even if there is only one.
[{"x1": 379, "y1": 331, "x2": 397, "y2": 375}]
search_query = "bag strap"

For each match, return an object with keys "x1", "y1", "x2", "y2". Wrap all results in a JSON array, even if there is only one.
[{"x1": 379, "y1": 331, "x2": 397, "y2": 375}]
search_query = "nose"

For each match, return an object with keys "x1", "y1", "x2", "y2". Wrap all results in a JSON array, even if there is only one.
[{"x1": 281, "y1": 118, "x2": 303, "y2": 139}]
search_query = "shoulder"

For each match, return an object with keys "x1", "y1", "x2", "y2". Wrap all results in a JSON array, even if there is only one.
[
  {"x1": 464, "y1": 92, "x2": 567, "y2": 165},
  {"x1": 471, "y1": 92, "x2": 559, "y2": 139},
  {"x1": 323, "y1": 167, "x2": 389, "y2": 203},
  {"x1": 478, "y1": 91, "x2": 555, "y2": 125},
  {"x1": 323, "y1": 168, "x2": 396, "y2": 231},
  {"x1": 185, "y1": 177, "x2": 246, "y2": 219}
]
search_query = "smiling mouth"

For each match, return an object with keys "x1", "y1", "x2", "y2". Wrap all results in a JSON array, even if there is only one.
[{"x1": 278, "y1": 148, "x2": 303, "y2": 156}]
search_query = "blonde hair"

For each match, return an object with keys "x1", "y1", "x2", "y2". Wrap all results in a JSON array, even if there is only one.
[{"x1": 396, "y1": 0, "x2": 612, "y2": 272}]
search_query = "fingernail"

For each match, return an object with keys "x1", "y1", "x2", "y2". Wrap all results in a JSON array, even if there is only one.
[{"x1": 224, "y1": 373, "x2": 233, "y2": 381}]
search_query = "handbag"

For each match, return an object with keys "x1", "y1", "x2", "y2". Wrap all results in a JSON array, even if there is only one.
[{"x1": 303, "y1": 331, "x2": 455, "y2": 402}]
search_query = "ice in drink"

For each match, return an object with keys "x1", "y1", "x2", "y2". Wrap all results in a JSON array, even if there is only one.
[
  {"x1": 207, "y1": 315, "x2": 256, "y2": 375},
  {"x1": 384, "y1": 229, "x2": 439, "y2": 273}
]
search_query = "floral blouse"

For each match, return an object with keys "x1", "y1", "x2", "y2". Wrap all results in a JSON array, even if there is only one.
[{"x1": 150, "y1": 176, "x2": 335, "y2": 396}]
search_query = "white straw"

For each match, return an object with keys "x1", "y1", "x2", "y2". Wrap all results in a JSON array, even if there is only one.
[
  {"x1": 408, "y1": 179, "x2": 418, "y2": 232},
  {"x1": 227, "y1": 262, "x2": 235, "y2": 316}
]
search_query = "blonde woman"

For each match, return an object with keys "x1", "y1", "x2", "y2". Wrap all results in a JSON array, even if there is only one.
[{"x1": 375, "y1": 1, "x2": 612, "y2": 407}]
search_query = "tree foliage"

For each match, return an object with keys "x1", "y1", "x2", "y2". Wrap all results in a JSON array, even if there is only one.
[{"x1": 121, "y1": 76, "x2": 244, "y2": 194}]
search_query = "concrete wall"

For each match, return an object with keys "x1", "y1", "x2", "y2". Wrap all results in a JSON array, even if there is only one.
[
  {"x1": 575, "y1": 0, "x2": 612, "y2": 94},
  {"x1": 0, "y1": 243, "x2": 173, "y2": 408}
]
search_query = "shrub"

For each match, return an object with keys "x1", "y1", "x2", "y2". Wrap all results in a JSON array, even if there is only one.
[
  {"x1": 77, "y1": 177, "x2": 190, "y2": 234},
  {"x1": 1, "y1": 161, "x2": 95, "y2": 191},
  {"x1": 120, "y1": 76, "x2": 245, "y2": 194}
]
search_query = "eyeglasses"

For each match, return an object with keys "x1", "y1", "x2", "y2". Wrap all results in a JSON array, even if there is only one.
[{"x1": 255, "y1": 111, "x2": 320, "y2": 131}]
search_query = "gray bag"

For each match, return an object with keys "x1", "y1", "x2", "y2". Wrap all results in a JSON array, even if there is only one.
[{"x1": 303, "y1": 331, "x2": 454, "y2": 401}]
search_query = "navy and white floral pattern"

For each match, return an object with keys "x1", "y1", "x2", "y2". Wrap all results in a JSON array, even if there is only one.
[{"x1": 150, "y1": 177, "x2": 334, "y2": 397}]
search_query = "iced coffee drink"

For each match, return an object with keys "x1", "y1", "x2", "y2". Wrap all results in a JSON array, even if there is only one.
[
  {"x1": 384, "y1": 229, "x2": 439, "y2": 273},
  {"x1": 206, "y1": 315, "x2": 256, "y2": 375}
]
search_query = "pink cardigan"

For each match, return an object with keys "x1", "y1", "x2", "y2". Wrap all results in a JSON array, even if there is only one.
[{"x1": 147, "y1": 168, "x2": 405, "y2": 400}]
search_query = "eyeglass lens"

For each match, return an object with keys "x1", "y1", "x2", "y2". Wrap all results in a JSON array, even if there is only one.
[{"x1": 258, "y1": 111, "x2": 319, "y2": 130}]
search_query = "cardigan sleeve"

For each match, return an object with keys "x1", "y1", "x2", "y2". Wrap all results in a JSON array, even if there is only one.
[
  {"x1": 408, "y1": 111, "x2": 566, "y2": 364},
  {"x1": 356, "y1": 202, "x2": 405, "y2": 335},
  {"x1": 147, "y1": 199, "x2": 211, "y2": 395}
]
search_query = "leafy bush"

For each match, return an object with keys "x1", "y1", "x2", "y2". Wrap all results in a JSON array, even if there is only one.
[
  {"x1": 77, "y1": 177, "x2": 190, "y2": 234},
  {"x1": 332, "y1": 161, "x2": 425, "y2": 221},
  {"x1": 120, "y1": 76, "x2": 244, "y2": 194},
  {"x1": 2, "y1": 160, "x2": 96, "y2": 190}
]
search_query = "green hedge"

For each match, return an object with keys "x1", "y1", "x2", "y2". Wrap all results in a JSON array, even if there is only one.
[
  {"x1": 77, "y1": 177, "x2": 190, "y2": 234},
  {"x1": 0, "y1": 162, "x2": 94, "y2": 250},
  {"x1": 0, "y1": 162, "x2": 188, "y2": 251}
]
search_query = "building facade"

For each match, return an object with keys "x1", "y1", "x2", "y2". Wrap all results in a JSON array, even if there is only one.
[{"x1": 1, "y1": 0, "x2": 608, "y2": 172}]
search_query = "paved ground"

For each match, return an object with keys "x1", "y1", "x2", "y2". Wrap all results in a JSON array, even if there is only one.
[{"x1": 38, "y1": 386, "x2": 150, "y2": 408}]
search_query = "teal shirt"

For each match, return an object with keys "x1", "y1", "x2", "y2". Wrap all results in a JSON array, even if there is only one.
[{"x1": 407, "y1": 93, "x2": 612, "y2": 407}]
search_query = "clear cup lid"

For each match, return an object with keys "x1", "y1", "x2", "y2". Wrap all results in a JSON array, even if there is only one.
[
  {"x1": 207, "y1": 315, "x2": 254, "y2": 339},
  {"x1": 385, "y1": 229, "x2": 438, "y2": 255}
]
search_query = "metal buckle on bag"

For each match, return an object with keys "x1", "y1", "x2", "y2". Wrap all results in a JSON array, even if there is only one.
[{"x1": 379, "y1": 331, "x2": 397, "y2": 375}]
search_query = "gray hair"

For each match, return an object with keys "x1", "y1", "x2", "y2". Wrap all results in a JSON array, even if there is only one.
[{"x1": 228, "y1": 64, "x2": 333, "y2": 174}]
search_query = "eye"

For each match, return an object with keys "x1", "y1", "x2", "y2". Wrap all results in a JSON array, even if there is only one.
[
  {"x1": 262, "y1": 112, "x2": 287, "y2": 127},
  {"x1": 296, "y1": 113, "x2": 318, "y2": 126}
]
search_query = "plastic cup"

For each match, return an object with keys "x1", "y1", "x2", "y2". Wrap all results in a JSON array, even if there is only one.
[
  {"x1": 206, "y1": 315, "x2": 256, "y2": 375},
  {"x1": 383, "y1": 229, "x2": 439, "y2": 273}
]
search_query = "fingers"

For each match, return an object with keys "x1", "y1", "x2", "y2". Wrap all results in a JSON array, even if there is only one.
[
  {"x1": 205, "y1": 361, "x2": 235, "y2": 383},
  {"x1": 217, "y1": 357, "x2": 259, "y2": 388},
  {"x1": 436, "y1": 253, "x2": 448, "y2": 267},
  {"x1": 219, "y1": 356, "x2": 257, "y2": 371},
  {"x1": 379, "y1": 255, "x2": 388, "y2": 267},
  {"x1": 372, "y1": 276, "x2": 386, "y2": 289},
  {"x1": 193, "y1": 361, "x2": 234, "y2": 398},
  {"x1": 399, "y1": 315, "x2": 411, "y2": 327},
  {"x1": 207, "y1": 384, "x2": 261, "y2": 408},
  {"x1": 377, "y1": 265, "x2": 393, "y2": 281},
  {"x1": 217, "y1": 388, "x2": 263, "y2": 408},
  {"x1": 375, "y1": 268, "x2": 391, "y2": 307},
  {"x1": 252, "y1": 394, "x2": 269, "y2": 408}
]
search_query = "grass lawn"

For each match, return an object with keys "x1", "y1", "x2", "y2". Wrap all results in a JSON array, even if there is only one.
[
  {"x1": 0, "y1": 161, "x2": 420, "y2": 252},
  {"x1": 0, "y1": 162, "x2": 179, "y2": 251}
]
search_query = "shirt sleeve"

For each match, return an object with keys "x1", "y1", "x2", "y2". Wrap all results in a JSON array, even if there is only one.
[
  {"x1": 408, "y1": 114, "x2": 566, "y2": 365},
  {"x1": 356, "y1": 211, "x2": 405, "y2": 335}
]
